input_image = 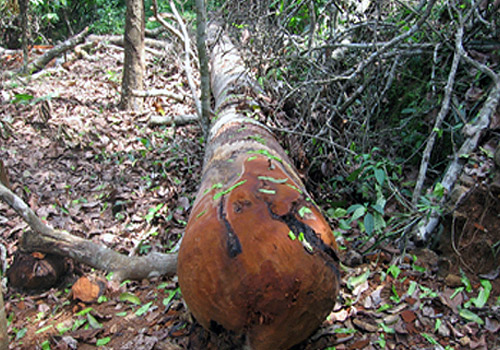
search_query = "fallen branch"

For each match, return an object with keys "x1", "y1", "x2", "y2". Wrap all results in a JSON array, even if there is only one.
[
  {"x1": 150, "y1": 0, "x2": 196, "y2": 60},
  {"x1": 86, "y1": 34, "x2": 172, "y2": 52},
  {"x1": 0, "y1": 182, "x2": 177, "y2": 282},
  {"x1": 132, "y1": 88, "x2": 185, "y2": 102},
  {"x1": 412, "y1": 24, "x2": 463, "y2": 205},
  {"x1": 414, "y1": 69, "x2": 500, "y2": 242},
  {"x1": 169, "y1": 0, "x2": 202, "y2": 119},
  {"x1": 149, "y1": 114, "x2": 198, "y2": 126},
  {"x1": 26, "y1": 27, "x2": 90, "y2": 74}
]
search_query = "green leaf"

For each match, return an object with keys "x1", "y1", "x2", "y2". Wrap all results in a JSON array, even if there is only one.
[
  {"x1": 298, "y1": 206, "x2": 313, "y2": 218},
  {"x1": 349, "y1": 204, "x2": 366, "y2": 222},
  {"x1": 257, "y1": 176, "x2": 288, "y2": 184},
  {"x1": 387, "y1": 264, "x2": 401, "y2": 279},
  {"x1": 338, "y1": 219, "x2": 351, "y2": 230},
  {"x1": 374, "y1": 168, "x2": 385, "y2": 186},
  {"x1": 347, "y1": 269, "x2": 370, "y2": 290},
  {"x1": 363, "y1": 213, "x2": 374, "y2": 235},
  {"x1": 379, "y1": 323, "x2": 395, "y2": 334},
  {"x1": 450, "y1": 287, "x2": 464, "y2": 299},
  {"x1": 11, "y1": 93, "x2": 34, "y2": 104},
  {"x1": 213, "y1": 180, "x2": 247, "y2": 200},
  {"x1": 328, "y1": 207, "x2": 347, "y2": 218},
  {"x1": 422, "y1": 333, "x2": 438, "y2": 345},
  {"x1": 376, "y1": 303, "x2": 392, "y2": 312},
  {"x1": 163, "y1": 288, "x2": 179, "y2": 307},
  {"x1": 15, "y1": 327, "x2": 27, "y2": 340},
  {"x1": 466, "y1": 279, "x2": 492, "y2": 308},
  {"x1": 434, "y1": 318, "x2": 442, "y2": 332},
  {"x1": 96, "y1": 337, "x2": 111, "y2": 346},
  {"x1": 474, "y1": 280, "x2": 492, "y2": 308},
  {"x1": 87, "y1": 314, "x2": 102, "y2": 329},
  {"x1": 72, "y1": 318, "x2": 87, "y2": 331},
  {"x1": 41, "y1": 340, "x2": 51, "y2": 350},
  {"x1": 258, "y1": 188, "x2": 276, "y2": 194},
  {"x1": 115, "y1": 311, "x2": 127, "y2": 317},
  {"x1": 35, "y1": 325, "x2": 54, "y2": 334},
  {"x1": 346, "y1": 168, "x2": 362, "y2": 182},
  {"x1": 333, "y1": 328, "x2": 356, "y2": 334},
  {"x1": 119, "y1": 292, "x2": 142, "y2": 305},
  {"x1": 459, "y1": 308, "x2": 484, "y2": 325},
  {"x1": 135, "y1": 301, "x2": 153, "y2": 316},
  {"x1": 75, "y1": 307, "x2": 94, "y2": 317},
  {"x1": 56, "y1": 322, "x2": 71, "y2": 335},
  {"x1": 407, "y1": 281, "x2": 418, "y2": 295},
  {"x1": 461, "y1": 271, "x2": 472, "y2": 292},
  {"x1": 433, "y1": 182, "x2": 445, "y2": 199}
]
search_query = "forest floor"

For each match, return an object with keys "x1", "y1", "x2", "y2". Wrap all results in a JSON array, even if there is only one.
[{"x1": 1, "y1": 42, "x2": 499, "y2": 350}]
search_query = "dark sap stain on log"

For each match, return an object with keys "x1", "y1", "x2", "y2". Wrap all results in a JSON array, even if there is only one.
[
  {"x1": 267, "y1": 203, "x2": 340, "y2": 276},
  {"x1": 219, "y1": 196, "x2": 243, "y2": 258},
  {"x1": 209, "y1": 319, "x2": 226, "y2": 334}
]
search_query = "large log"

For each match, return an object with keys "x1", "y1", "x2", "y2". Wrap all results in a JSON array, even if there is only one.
[{"x1": 177, "y1": 27, "x2": 340, "y2": 350}]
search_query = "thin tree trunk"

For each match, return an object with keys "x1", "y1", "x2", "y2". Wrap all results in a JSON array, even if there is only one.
[
  {"x1": 120, "y1": 0, "x2": 145, "y2": 111},
  {"x1": 0, "y1": 283, "x2": 7, "y2": 350},
  {"x1": 195, "y1": 0, "x2": 211, "y2": 135},
  {"x1": 19, "y1": 0, "x2": 28, "y2": 73}
]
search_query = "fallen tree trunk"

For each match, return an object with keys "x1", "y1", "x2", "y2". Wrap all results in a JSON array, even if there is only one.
[
  {"x1": 26, "y1": 27, "x2": 90, "y2": 74},
  {"x1": 177, "y1": 26, "x2": 340, "y2": 350}
]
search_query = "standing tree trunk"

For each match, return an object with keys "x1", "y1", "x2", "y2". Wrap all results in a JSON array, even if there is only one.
[
  {"x1": 194, "y1": 0, "x2": 211, "y2": 135},
  {"x1": 0, "y1": 282, "x2": 7, "y2": 350},
  {"x1": 18, "y1": 0, "x2": 28, "y2": 72},
  {"x1": 120, "y1": 0, "x2": 145, "y2": 111},
  {"x1": 178, "y1": 26, "x2": 340, "y2": 350}
]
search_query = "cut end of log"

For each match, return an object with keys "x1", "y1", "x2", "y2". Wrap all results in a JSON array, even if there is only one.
[
  {"x1": 178, "y1": 153, "x2": 340, "y2": 350},
  {"x1": 7, "y1": 251, "x2": 68, "y2": 290}
]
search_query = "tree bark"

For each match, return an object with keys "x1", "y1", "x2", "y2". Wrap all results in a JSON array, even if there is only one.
[
  {"x1": 0, "y1": 282, "x2": 7, "y2": 350},
  {"x1": 18, "y1": 0, "x2": 28, "y2": 73},
  {"x1": 0, "y1": 182, "x2": 177, "y2": 282},
  {"x1": 25, "y1": 27, "x2": 90, "y2": 74},
  {"x1": 177, "y1": 25, "x2": 340, "y2": 350},
  {"x1": 120, "y1": 0, "x2": 145, "y2": 111},
  {"x1": 195, "y1": 0, "x2": 211, "y2": 134}
]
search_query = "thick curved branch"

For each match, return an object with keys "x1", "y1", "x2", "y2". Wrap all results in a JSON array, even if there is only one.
[{"x1": 0, "y1": 182, "x2": 177, "y2": 282}]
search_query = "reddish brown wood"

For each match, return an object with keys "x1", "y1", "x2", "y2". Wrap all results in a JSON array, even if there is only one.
[
  {"x1": 178, "y1": 27, "x2": 340, "y2": 350},
  {"x1": 178, "y1": 126, "x2": 340, "y2": 349}
]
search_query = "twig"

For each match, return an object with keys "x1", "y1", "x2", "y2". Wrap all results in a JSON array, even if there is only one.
[
  {"x1": 149, "y1": 114, "x2": 199, "y2": 126},
  {"x1": 132, "y1": 88, "x2": 186, "y2": 102},
  {"x1": 282, "y1": 0, "x2": 437, "y2": 103},
  {"x1": 169, "y1": 0, "x2": 202, "y2": 119},
  {"x1": 412, "y1": 24, "x2": 463, "y2": 205},
  {"x1": 150, "y1": 0, "x2": 186, "y2": 46},
  {"x1": 414, "y1": 65, "x2": 500, "y2": 242}
]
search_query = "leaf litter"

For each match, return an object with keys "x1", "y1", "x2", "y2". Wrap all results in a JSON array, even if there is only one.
[{"x1": 1, "y1": 42, "x2": 499, "y2": 350}]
